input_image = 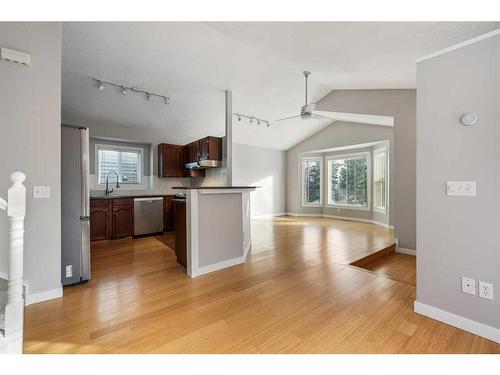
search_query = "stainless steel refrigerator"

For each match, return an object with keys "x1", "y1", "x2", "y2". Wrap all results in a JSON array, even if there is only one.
[{"x1": 61, "y1": 126, "x2": 91, "y2": 286}]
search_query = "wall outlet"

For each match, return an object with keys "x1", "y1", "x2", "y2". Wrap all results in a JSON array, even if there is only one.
[
  {"x1": 33, "y1": 185, "x2": 50, "y2": 199},
  {"x1": 65, "y1": 265, "x2": 73, "y2": 278},
  {"x1": 461, "y1": 276, "x2": 476, "y2": 295},
  {"x1": 478, "y1": 281, "x2": 494, "y2": 300}
]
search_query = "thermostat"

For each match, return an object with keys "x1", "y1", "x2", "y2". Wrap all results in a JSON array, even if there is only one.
[{"x1": 460, "y1": 113, "x2": 478, "y2": 126}]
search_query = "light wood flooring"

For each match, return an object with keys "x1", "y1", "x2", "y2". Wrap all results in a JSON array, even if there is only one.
[{"x1": 24, "y1": 216, "x2": 500, "y2": 353}]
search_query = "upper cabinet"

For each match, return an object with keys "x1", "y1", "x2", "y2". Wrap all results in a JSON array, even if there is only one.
[
  {"x1": 199, "y1": 136, "x2": 222, "y2": 161},
  {"x1": 158, "y1": 143, "x2": 184, "y2": 178},
  {"x1": 158, "y1": 136, "x2": 222, "y2": 178}
]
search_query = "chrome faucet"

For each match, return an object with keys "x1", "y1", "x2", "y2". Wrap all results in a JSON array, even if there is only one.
[{"x1": 105, "y1": 170, "x2": 120, "y2": 196}]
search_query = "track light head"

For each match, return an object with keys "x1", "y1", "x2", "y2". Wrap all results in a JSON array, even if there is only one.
[
  {"x1": 257, "y1": 120, "x2": 261, "y2": 125},
  {"x1": 146, "y1": 93, "x2": 150, "y2": 101},
  {"x1": 238, "y1": 115, "x2": 242, "y2": 122},
  {"x1": 121, "y1": 86, "x2": 127, "y2": 95},
  {"x1": 164, "y1": 97, "x2": 170, "y2": 104},
  {"x1": 250, "y1": 117, "x2": 254, "y2": 123},
  {"x1": 98, "y1": 81, "x2": 104, "y2": 90}
]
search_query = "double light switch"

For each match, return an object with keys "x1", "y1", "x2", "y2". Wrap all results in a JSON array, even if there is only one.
[{"x1": 447, "y1": 181, "x2": 476, "y2": 196}]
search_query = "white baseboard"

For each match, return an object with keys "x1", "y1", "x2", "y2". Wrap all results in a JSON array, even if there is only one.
[
  {"x1": 414, "y1": 301, "x2": 500, "y2": 343},
  {"x1": 286, "y1": 212, "x2": 394, "y2": 229},
  {"x1": 25, "y1": 286, "x2": 63, "y2": 306},
  {"x1": 192, "y1": 256, "x2": 245, "y2": 278},
  {"x1": 251, "y1": 212, "x2": 287, "y2": 220},
  {"x1": 396, "y1": 247, "x2": 416, "y2": 256},
  {"x1": 244, "y1": 242, "x2": 251, "y2": 258}
]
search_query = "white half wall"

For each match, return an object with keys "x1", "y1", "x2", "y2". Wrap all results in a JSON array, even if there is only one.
[
  {"x1": 0, "y1": 23, "x2": 62, "y2": 300},
  {"x1": 232, "y1": 143, "x2": 286, "y2": 218}
]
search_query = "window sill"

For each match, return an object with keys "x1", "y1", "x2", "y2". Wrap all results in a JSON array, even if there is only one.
[
  {"x1": 301, "y1": 203, "x2": 323, "y2": 208},
  {"x1": 326, "y1": 204, "x2": 370, "y2": 211}
]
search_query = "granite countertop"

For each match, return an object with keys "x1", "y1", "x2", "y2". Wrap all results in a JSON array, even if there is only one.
[
  {"x1": 172, "y1": 186, "x2": 258, "y2": 190},
  {"x1": 90, "y1": 194, "x2": 178, "y2": 200}
]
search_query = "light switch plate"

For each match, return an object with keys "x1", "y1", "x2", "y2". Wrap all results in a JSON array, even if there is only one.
[
  {"x1": 33, "y1": 185, "x2": 50, "y2": 199},
  {"x1": 478, "y1": 281, "x2": 494, "y2": 300},
  {"x1": 462, "y1": 276, "x2": 476, "y2": 295},
  {"x1": 447, "y1": 181, "x2": 476, "y2": 196}
]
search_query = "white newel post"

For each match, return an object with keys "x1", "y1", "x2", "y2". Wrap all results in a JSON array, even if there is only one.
[{"x1": 4, "y1": 172, "x2": 27, "y2": 354}]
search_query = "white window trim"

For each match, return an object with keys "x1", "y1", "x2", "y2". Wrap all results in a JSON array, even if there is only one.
[
  {"x1": 300, "y1": 155, "x2": 323, "y2": 207},
  {"x1": 94, "y1": 143, "x2": 148, "y2": 190},
  {"x1": 326, "y1": 151, "x2": 371, "y2": 211},
  {"x1": 373, "y1": 146, "x2": 388, "y2": 215}
]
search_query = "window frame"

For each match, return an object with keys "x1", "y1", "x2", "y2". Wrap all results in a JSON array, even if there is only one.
[
  {"x1": 300, "y1": 155, "x2": 324, "y2": 207},
  {"x1": 95, "y1": 143, "x2": 144, "y2": 188},
  {"x1": 373, "y1": 146, "x2": 388, "y2": 215},
  {"x1": 326, "y1": 151, "x2": 371, "y2": 211}
]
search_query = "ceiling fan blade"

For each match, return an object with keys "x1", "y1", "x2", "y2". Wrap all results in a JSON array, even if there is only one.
[
  {"x1": 276, "y1": 114, "x2": 301, "y2": 122},
  {"x1": 311, "y1": 113, "x2": 334, "y2": 121}
]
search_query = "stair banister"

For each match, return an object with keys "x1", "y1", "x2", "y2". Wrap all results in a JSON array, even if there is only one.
[{"x1": 1, "y1": 171, "x2": 26, "y2": 354}]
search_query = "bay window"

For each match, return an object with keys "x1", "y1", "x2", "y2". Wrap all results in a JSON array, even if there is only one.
[
  {"x1": 301, "y1": 156, "x2": 323, "y2": 206},
  {"x1": 327, "y1": 152, "x2": 370, "y2": 210}
]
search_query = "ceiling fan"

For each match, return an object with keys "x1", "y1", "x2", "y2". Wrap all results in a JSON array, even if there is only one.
[{"x1": 276, "y1": 71, "x2": 334, "y2": 122}]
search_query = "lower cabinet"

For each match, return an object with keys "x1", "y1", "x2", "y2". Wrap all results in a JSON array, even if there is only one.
[
  {"x1": 90, "y1": 202, "x2": 112, "y2": 241},
  {"x1": 174, "y1": 200, "x2": 187, "y2": 268},
  {"x1": 90, "y1": 198, "x2": 133, "y2": 241},
  {"x1": 163, "y1": 197, "x2": 175, "y2": 232}
]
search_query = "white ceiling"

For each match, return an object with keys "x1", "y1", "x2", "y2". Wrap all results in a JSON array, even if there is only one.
[{"x1": 62, "y1": 22, "x2": 499, "y2": 150}]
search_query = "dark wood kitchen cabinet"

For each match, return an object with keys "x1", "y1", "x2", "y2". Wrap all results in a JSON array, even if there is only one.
[
  {"x1": 111, "y1": 198, "x2": 133, "y2": 239},
  {"x1": 199, "y1": 136, "x2": 222, "y2": 161},
  {"x1": 90, "y1": 198, "x2": 133, "y2": 241},
  {"x1": 90, "y1": 199, "x2": 112, "y2": 241},
  {"x1": 163, "y1": 196, "x2": 175, "y2": 232},
  {"x1": 158, "y1": 143, "x2": 184, "y2": 177},
  {"x1": 174, "y1": 199, "x2": 187, "y2": 268}
]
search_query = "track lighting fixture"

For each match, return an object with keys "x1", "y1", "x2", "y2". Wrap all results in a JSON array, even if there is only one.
[
  {"x1": 233, "y1": 113, "x2": 270, "y2": 128},
  {"x1": 92, "y1": 77, "x2": 171, "y2": 105}
]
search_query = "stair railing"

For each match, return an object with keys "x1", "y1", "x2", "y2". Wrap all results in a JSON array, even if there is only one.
[{"x1": 0, "y1": 172, "x2": 26, "y2": 354}]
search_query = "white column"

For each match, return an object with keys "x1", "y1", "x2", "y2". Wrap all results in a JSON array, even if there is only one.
[{"x1": 5, "y1": 171, "x2": 26, "y2": 354}]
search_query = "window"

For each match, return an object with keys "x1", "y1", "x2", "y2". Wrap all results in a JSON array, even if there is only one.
[
  {"x1": 96, "y1": 144, "x2": 142, "y2": 185},
  {"x1": 327, "y1": 152, "x2": 370, "y2": 210},
  {"x1": 373, "y1": 148, "x2": 387, "y2": 214},
  {"x1": 301, "y1": 156, "x2": 323, "y2": 206}
]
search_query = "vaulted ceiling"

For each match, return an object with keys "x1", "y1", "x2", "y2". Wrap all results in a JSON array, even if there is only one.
[{"x1": 61, "y1": 22, "x2": 499, "y2": 150}]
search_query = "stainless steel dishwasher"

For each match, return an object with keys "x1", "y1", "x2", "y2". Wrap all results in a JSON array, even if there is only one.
[{"x1": 133, "y1": 197, "x2": 164, "y2": 236}]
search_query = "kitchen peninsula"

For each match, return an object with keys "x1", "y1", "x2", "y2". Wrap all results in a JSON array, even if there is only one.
[{"x1": 173, "y1": 186, "x2": 256, "y2": 277}]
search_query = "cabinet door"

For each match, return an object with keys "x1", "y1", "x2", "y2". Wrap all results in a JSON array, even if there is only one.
[
  {"x1": 112, "y1": 206, "x2": 133, "y2": 238},
  {"x1": 165, "y1": 144, "x2": 184, "y2": 177},
  {"x1": 163, "y1": 197, "x2": 175, "y2": 232},
  {"x1": 90, "y1": 206, "x2": 111, "y2": 241},
  {"x1": 174, "y1": 201, "x2": 187, "y2": 268},
  {"x1": 199, "y1": 137, "x2": 209, "y2": 160},
  {"x1": 159, "y1": 144, "x2": 184, "y2": 177}
]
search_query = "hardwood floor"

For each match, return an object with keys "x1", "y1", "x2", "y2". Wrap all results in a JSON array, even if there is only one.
[{"x1": 24, "y1": 216, "x2": 500, "y2": 354}]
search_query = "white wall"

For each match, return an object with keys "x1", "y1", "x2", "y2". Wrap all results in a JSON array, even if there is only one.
[
  {"x1": 0, "y1": 23, "x2": 62, "y2": 300},
  {"x1": 416, "y1": 32, "x2": 500, "y2": 337},
  {"x1": 232, "y1": 143, "x2": 286, "y2": 218}
]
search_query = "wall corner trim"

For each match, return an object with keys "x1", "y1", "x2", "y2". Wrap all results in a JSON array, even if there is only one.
[
  {"x1": 416, "y1": 28, "x2": 500, "y2": 63},
  {"x1": 25, "y1": 285, "x2": 63, "y2": 306},
  {"x1": 414, "y1": 301, "x2": 500, "y2": 343}
]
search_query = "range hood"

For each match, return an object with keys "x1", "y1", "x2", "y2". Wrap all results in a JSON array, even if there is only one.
[{"x1": 185, "y1": 159, "x2": 222, "y2": 169}]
